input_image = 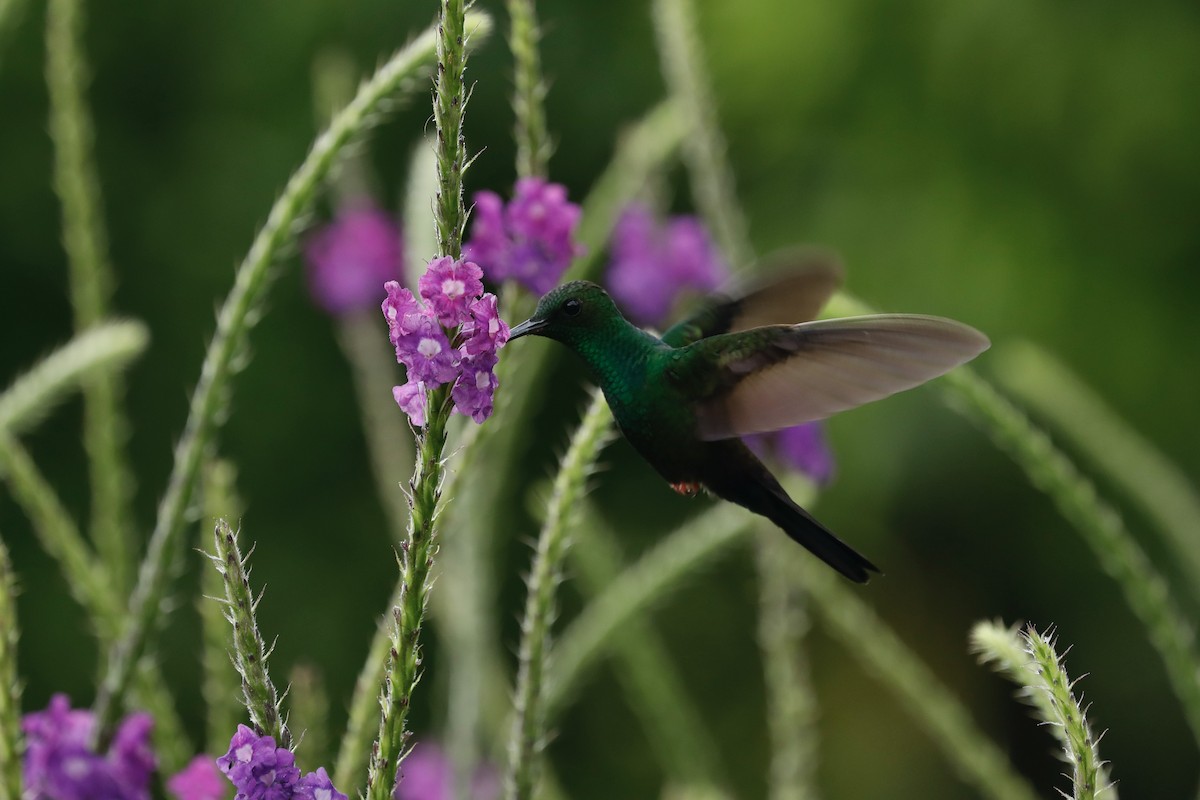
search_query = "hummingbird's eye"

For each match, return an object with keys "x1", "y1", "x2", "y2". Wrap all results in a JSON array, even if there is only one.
[{"x1": 563, "y1": 298, "x2": 583, "y2": 317}]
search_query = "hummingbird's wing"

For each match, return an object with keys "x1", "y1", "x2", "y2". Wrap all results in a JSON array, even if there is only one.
[
  {"x1": 660, "y1": 250, "x2": 843, "y2": 348},
  {"x1": 672, "y1": 314, "x2": 989, "y2": 440}
]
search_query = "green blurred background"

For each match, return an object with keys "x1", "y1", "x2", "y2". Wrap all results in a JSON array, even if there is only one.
[{"x1": 2, "y1": 0, "x2": 1198, "y2": 797}]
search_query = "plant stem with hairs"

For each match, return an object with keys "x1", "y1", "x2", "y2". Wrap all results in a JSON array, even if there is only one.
[
  {"x1": 507, "y1": 0, "x2": 551, "y2": 178},
  {"x1": 0, "y1": 537, "x2": 21, "y2": 800}
]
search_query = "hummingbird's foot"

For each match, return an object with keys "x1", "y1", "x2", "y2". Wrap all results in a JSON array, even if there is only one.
[{"x1": 670, "y1": 481, "x2": 703, "y2": 497}]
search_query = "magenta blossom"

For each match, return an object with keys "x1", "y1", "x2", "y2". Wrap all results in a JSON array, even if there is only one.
[
  {"x1": 463, "y1": 177, "x2": 583, "y2": 294},
  {"x1": 393, "y1": 381, "x2": 428, "y2": 428},
  {"x1": 304, "y1": 206, "x2": 403, "y2": 317},
  {"x1": 395, "y1": 314, "x2": 459, "y2": 387},
  {"x1": 169, "y1": 756, "x2": 228, "y2": 800},
  {"x1": 452, "y1": 352, "x2": 499, "y2": 424},
  {"x1": 418, "y1": 256, "x2": 484, "y2": 327},
  {"x1": 22, "y1": 694, "x2": 156, "y2": 800},
  {"x1": 217, "y1": 725, "x2": 346, "y2": 800},
  {"x1": 394, "y1": 742, "x2": 498, "y2": 800},
  {"x1": 460, "y1": 294, "x2": 510, "y2": 357},
  {"x1": 744, "y1": 422, "x2": 836, "y2": 486}
]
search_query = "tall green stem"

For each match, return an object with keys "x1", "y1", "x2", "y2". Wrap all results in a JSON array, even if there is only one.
[
  {"x1": 507, "y1": 0, "x2": 551, "y2": 178},
  {"x1": 0, "y1": 536, "x2": 21, "y2": 800}
]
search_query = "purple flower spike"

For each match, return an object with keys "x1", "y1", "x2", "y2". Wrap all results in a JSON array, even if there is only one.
[
  {"x1": 295, "y1": 768, "x2": 348, "y2": 800},
  {"x1": 394, "y1": 742, "x2": 499, "y2": 800},
  {"x1": 452, "y1": 352, "x2": 499, "y2": 424},
  {"x1": 744, "y1": 422, "x2": 836, "y2": 486},
  {"x1": 217, "y1": 725, "x2": 299, "y2": 800},
  {"x1": 419, "y1": 257, "x2": 485, "y2": 327},
  {"x1": 395, "y1": 314, "x2": 459, "y2": 387},
  {"x1": 607, "y1": 204, "x2": 728, "y2": 327},
  {"x1": 168, "y1": 756, "x2": 228, "y2": 800},
  {"x1": 393, "y1": 381, "x2": 428, "y2": 427},
  {"x1": 464, "y1": 178, "x2": 583, "y2": 294},
  {"x1": 460, "y1": 293, "x2": 510, "y2": 357},
  {"x1": 382, "y1": 282, "x2": 426, "y2": 353},
  {"x1": 304, "y1": 206, "x2": 403, "y2": 317}
]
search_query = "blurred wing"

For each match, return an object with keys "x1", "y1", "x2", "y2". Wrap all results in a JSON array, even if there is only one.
[
  {"x1": 677, "y1": 315, "x2": 990, "y2": 440},
  {"x1": 660, "y1": 250, "x2": 843, "y2": 347}
]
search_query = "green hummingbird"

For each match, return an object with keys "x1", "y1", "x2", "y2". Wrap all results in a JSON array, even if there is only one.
[{"x1": 507, "y1": 260, "x2": 989, "y2": 582}]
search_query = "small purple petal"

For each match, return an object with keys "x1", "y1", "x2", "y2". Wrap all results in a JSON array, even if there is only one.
[
  {"x1": 744, "y1": 422, "x2": 836, "y2": 486},
  {"x1": 460, "y1": 293, "x2": 510, "y2": 357},
  {"x1": 295, "y1": 767, "x2": 348, "y2": 800},
  {"x1": 395, "y1": 314, "x2": 459, "y2": 388},
  {"x1": 452, "y1": 353, "x2": 499, "y2": 424},
  {"x1": 305, "y1": 206, "x2": 404, "y2": 317},
  {"x1": 168, "y1": 756, "x2": 228, "y2": 800},
  {"x1": 393, "y1": 381, "x2": 429, "y2": 428},
  {"x1": 382, "y1": 282, "x2": 426, "y2": 354},
  {"x1": 418, "y1": 257, "x2": 484, "y2": 327}
]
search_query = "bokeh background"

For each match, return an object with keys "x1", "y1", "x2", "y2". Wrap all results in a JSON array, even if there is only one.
[{"x1": 2, "y1": 0, "x2": 1198, "y2": 797}]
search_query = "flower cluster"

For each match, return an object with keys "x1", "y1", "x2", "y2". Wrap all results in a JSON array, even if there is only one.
[
  {"x1": 383, "y1": 256, "x2": 510, "y2": 425},
  {"x1": 22, "y1": 694, "x2": 156, "y2": 800},
  {"x1": 605, "y1": 205, "x2": 835, "y2": 484},
  {"x1": 607, "y1": 203, "x2": 727, "y2": 327},
  {"x1": 217, "y1": 725, "x2": 346, "y2": 800},
  {"x1": 304, "y1": 204, "x2": 404, "y2": 317},
  {"x1": 168, "y1": 756, "x2": 228, "y2": 800},
  {"x1": 463, "y1": 177, "x2": 583, "y2": 294},
  {"x1": 394, "y1": 742, "x2": 498, "y2": 800}
]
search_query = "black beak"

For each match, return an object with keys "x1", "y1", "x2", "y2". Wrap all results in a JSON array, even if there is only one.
[{"x1": 509, "y1": 317, "x2": 548, "y2": 340}]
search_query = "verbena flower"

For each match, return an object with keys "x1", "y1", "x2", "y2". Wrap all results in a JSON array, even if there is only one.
[
  {"x1": 394, "y1": 742, "x2": 498, "y2": 800},
  {"x1": 745, "y1": 423, "x2": 836, "y2": 486},
  {"x1": 463, "y1": 177, "x2": 583, "y2": 294},
  {"x1": 168, "y1": 755, "x2": 228, "y2": 800},
  {"x1": 607, "y1": 203, "x2": 727, "y2": 327},
  {"x1": 217, "y1": 725, "x2": 345, "y2": 800},
  {"x1": 304, "y1": 205, "x2": 404, "y2": 317},
  {"x1": 382, "y1": 257, "x2": 510, "y2": 426},
  {"x1": 605, "y1": 206, "x2": 834, "y2": 481},
  {"x1": 22, "y1": 694, "x2": 156, "y2": 800}
]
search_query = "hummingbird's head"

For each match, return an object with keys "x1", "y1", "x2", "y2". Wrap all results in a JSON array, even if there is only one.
[{"x1": 508, "y1": 281, "x2": 625, "y2": 345}]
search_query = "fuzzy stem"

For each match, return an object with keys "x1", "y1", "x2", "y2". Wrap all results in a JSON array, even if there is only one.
[
  {"x1": 45, "y1": 0, "x2": 139, "y2": 599},
  {"x1": 505, "y1": 388, "x2": 614, "y2": 800},
  {"x1": 755, "y1": 532, "x2": 819, "y2": 800},
  {"x1": 650, "y1": 0, "x2": 750, "y2": 268},
  {"x1": 89, "y1": 12, "x2": 491, "y2": 739},
  {"x1": 200, "y1": 459, "x2": 244, "y2": 755},
  {"x1": 971, "y1": 621, "x2": 1116, "y2": 800},
  {"x1": 0, "y1": 0, "x2": 31, "y2": 66},
  {"x1": 366, "y1": 3, "x2": 480, "y2": 796},
  {"x1": 288, "y1": 664, "x2": 331, "y2": 771},
  {"x1": 945, "y1": 367, "x2": 1200, "y2": 746},
  {"x1": 569, "y1": 517, "x2": 729, "y2": 789},
  {"x1": 209, "y1": 519, "x2": 290, "y2": 747},
  {"x1": 995, "y1": 342, "x2": 1200, "y2": 598},
  {"x1": 506, "y1": 0, "x2": 551, "y2": 178},
  {"x1": 0, "y1": 536, "x2": 21, "y2": 800},
  {"x1": 0, "y1": 321, "x2": 148, "y2": 438},
  {"x1": 546, "y1": 503, "x2": 751, "y2": 719},
  {"x1": 795, "y1": 553, "x2": 1040, "y2": 800},
  {"x1": 1022, "y1": 627, "x2": 1106, "y2": 800}
]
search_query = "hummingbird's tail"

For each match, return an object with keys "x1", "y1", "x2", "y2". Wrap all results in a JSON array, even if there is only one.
[{"x1": 708, "y1": 452, "x2": 880, "y2": 583}]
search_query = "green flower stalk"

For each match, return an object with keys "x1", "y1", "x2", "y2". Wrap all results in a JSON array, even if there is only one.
[
  {"x1": 46, "y1": 0, "x2": 137, "y2": 598},
  {"x1": 208, "y1": 518, "x2": 290, "y2": 748},
  {"x1": 89, "y1": 11, "x2": 490, "y2": 740},
  {"x1": 971, "y1": 621, "x2": 1116, "y2": 800},
  {"x1": 505, "y1": 388, "x2": 614, "y2": 800},
  {"x1": 507, "y1": 0, "x2": 551, "y2": 178},
  {"x1": 0, "y1": 536, "x2": 22, "y2": 800},
  {"x1": 366, "y1": 3, "x2": 484, "y2": 798},
  {"x1": 200, "y1": 459, "x2": 244, "y2": 755}
]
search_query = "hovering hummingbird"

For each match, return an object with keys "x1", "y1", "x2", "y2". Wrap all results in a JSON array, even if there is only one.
[{"x1": 507, "y1": 260, "x2": 989, "y2": 582}]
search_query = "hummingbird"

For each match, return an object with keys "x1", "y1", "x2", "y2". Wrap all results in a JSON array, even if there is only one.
[{"x1": 507, "y1": 259, "x2": 989, "y2": 582}]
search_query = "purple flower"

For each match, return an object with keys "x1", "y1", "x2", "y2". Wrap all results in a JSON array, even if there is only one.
[
  {"x1": 294, "y1": 768, "x2": 347, "y2": 800},
  {"x1": 463, "y1": 177, "x2": 583, "y2": 294},
  {"x1": 460, "y1": 294, "x2": 510, "y2": 357},
  {"x1": 217, "y1": 725, "x2": 300, "y2": 800},
  {"x1": 304, "y1": 206, "x2": 403, "y2": 317},
  {"x1": 382, "y1": 282, "x2": 426, "y2": 353},
  {"x1": 451, "y1": 352, "x2": 499, "y2": 424},
  {"x1": 418, "y1": 257, "x2": 484, "y2": 327},
  {"x1": 394, "y1": 742, "x2": 498, "y2": 800},
  {"x1": 393, "y1": 380, "x2": 428, "y2": 427},
  {"x1": 607, "y1": 204, "x2": 728, "y2": 327},
  {"x1": 21, "y1": 694, "x2": 156, "y2": 800},
  {"x1": 744, "y1": 422, "x2": 836, "y2": 486},
  {"x1": 168, "y1": 756, "x2": 228, "y2": 800},
  {"x1": 394, "y1": 314, "x2": 459, "y2": 387}
]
